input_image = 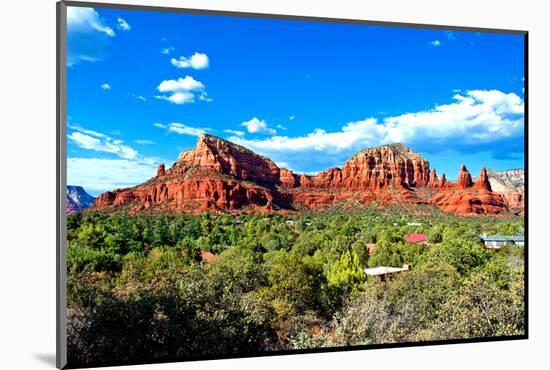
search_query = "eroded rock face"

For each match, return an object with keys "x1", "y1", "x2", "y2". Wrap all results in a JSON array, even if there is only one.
[
  {"x1": 94, "y1": 134, "x2": 288, "y2": 213},
  {"x1": 431, "y1": 167, "x2": 508, "y2": 214},
  {"x1": 456, "y1": 165, "x2": 474, "y2": 189},
  {"x1": 439, "y1": 173, "x2": 450, "y2": 188},
  {"x1": 156, "y1": 164, "x2": 165, "y2": 177},
  {"x1": 474, "y1": 167, "x2": 492, "y2": 191},
  {"x1": 430, "y1": 188, "x2": 508, "y2": 215},
  {"x1": 338, "y1": 143, "x2": 431, "y2": 189},
  {"x1": 172, "y1": 134, "x2": 280, "y2": 186},
  {"x1": 428, "y1": 168, "x2": 439, "y2": 188},
  {"x1": 92, "y1": 134, "x2": 512, "y2": 215},
  {"x1": 279, "y1": 143, "x2": 431, "y2": 192}
]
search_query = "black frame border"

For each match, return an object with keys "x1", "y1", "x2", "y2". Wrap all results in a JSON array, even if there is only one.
[{"x1": 56, "y1": 1, "x2": 529, "y2": 369}]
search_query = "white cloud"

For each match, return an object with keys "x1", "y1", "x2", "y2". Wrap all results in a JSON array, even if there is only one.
[
  {"x1": 100, "y1": 83, "x2": 111, "y2": 90},
  {"x1": 157, "y1": 76, "x2": 205, "y2": 92},
  {"x1": 155, "y1": 76, "x2": 207, "y2": 105},
  {"x1": 155, "y1": 122, "x2": 207, "y2": 136},
  {"x1": 68, "y1": 157, "x2": 160, "y2": 194},
  {"x1": 117, "y1": 17, "x2": 131, "y2": 31},
  {"x1": 170, "y1": 52, "x2": 209, "y2": 69},
  {"x1": 161, "y1": 46, "x2": 175, "y2": 55},
  {"x1": 135, "y1": 95, "x2": 146, "y2": 101},
  {"x1": 277, "y1": 124, "x2": 287, "y2": 130},
  {"x1": 224, "y1": 129, "x2": 245, "y2": 137},
  {"x1": 135, "y1": 139, "x2": 155, "y2": 145},
  {"x1": 429, "y1": 40, "x2": 441, "y2": 47},
  {"x1": 68, "y1": 126, "x2": 138, "y2": 159},
  {"x1": 156, "y1": 91, "x2": 195, "y2": 104},
  {"x1": 67, "y1": 7, "x2": 115, "y2": 37},
  {"x1": 75, "y1": 55, "x2": 99, "y2": 63},
  {"x1": 230, "y1": 90, "x2": 524, "y2": 173},
  {"x1": 289, "y1": 115, "x2": 296, "y2": 121},
  {"x1": 68, "y1": 124, "x2": 108, "y2": 139},
  {"x1": 67, "y1": 125, "x2": 168, "y2": 193},
  {"x1": 241, "y1": 117, "x2": 277, "y2": 135},
  {"x1": 199, "y1": 92, "x2": 213, "y2": 102},
  {"x1": 67, "y1": 7, "x2": 115, "y2": 66}
]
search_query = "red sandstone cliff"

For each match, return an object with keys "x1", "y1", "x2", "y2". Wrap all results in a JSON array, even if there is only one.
[
  {"x1": 428, "y1": 168, "x2": 439, "y2": 188},
  {"x1": 93, "y1": 134, "x2": 511, "y2": 216},
  {"x1": 430, "y1": 167, "x2": 507, "y2": 214},
  {"x1": 94, "y1": 134, "x2": 287, "y2": 213},
  {"x1": 456, "y1": 165, "x2": 474, "y2": 189},
  {"x1": 474, "y1": 167, "x2": 492, "y2": 191}
]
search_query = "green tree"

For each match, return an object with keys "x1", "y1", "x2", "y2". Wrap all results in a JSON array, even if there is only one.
[
  {"x1": 427, "y1": 269, "x2": 525, "y2": 339},
  {"x1": 425, "y1": 239, "x2": 490, "y2": 276},
  {"x1": 327, "y1": 250, "x2": 366, "y2": 292},
  {"x1": 427, "y1": 226, "x2": 443, "y2": 243}
]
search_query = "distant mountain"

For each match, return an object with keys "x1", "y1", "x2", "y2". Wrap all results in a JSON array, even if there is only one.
[
  {"x1": 487, "y1": 168, "x2": 524, "y2": 192},
  {"x1": 486, "y1": 169, "x2": 524, "y2": 212},
  {"x1": 92, "y1": 134, "x2": 510, "y2": 216},
  {"x1": 67, "y1": 185, "x2": 95, "y2": 214}
]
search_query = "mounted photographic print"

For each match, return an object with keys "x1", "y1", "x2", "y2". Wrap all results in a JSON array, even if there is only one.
[{"x1": 56, "y1": 1, "x2": 527, "y2": 368}]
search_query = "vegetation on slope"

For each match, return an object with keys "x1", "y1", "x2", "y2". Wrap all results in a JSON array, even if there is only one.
[{"x1": 66, "y1": 208, "x2": 525, "y2": 367}]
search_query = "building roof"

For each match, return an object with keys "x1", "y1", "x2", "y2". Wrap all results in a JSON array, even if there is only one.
[
  {"x1": 480, "y1": 234, "x2": 524, "y2": 242},
  {"x1": 365, "y1": 264, "x2": 410, "y2": 276},
  {"x1": 366, "y1": 243, "x2": 377, "y2": 253},
  {"x1": 200, "y1": 251, "x2": 217, "y2": 263},
  {"x1": 404, "y1": 233, "x2": 427, "y2": 243}
]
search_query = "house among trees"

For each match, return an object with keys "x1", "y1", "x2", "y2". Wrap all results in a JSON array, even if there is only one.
[
  {"x1": 366, "y1": 243, "x2": 377, "y2": 254},
  {"x1": 364, "y1": 264, "x2": 410, "y2": 281},
  {"x1": 200, "y1": 251, "x2": 217, "y2": 263},
  {"x1": 480, "y1": 234, "x2": 525, "y2": 249},
  {"x1": 404, "y1": 233, "x2": 428, "y2": 244}
]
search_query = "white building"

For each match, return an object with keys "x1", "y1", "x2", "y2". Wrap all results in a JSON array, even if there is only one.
[{"x1": 480, "y1": 234, "x2": 525, "y2": 249}]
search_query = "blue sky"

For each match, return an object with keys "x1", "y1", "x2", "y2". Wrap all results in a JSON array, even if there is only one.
[{"x1": 66, "y1": 6, "x2": 525, "y2": 195}]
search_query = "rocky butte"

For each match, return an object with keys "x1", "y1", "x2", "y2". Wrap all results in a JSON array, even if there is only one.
[{"x1": 93, "y1": 134, "x2": 515, "y2": 216}]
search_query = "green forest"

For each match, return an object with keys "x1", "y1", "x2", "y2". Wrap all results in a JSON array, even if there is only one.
[{"x1": 66, "y1": 207, "x2": 525, "y2": 367}]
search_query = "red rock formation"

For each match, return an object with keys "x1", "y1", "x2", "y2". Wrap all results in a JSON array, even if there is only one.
[
  {"x1": 430, "y1": 188, "x2": 508, "y2": 215},
  {"x1": 428, "y1": 168, "x2": 439, "y2": 188},
  {"x1": 156, "y1": 164, "x2": 165, "y2": 177},
  {"x1": 279, "y1": 168, "x2": 297, "y2": 188},
  {"x1": 172, "y1": 133, "x2": 280, "y2": 185},
  {"x1": 336, "y1": 144, "x2": 430, "y2": 189},
  {"x1": 439, "y1": 173, "x2": 449, "y2": 188},
  {"x1": 474, "y1": 167, "x2": 492, "y2": 191},
  {"x1": 92, "y1": 135, "x2": 510, "y2": 216},
  {"x1": 456, "y1": 165, "x2": 473, "y2": 189},
  {"x1": 430, "y1": 166, "x2": 508, "y2": 215},
  {"x1": 94, "y1": 135, "x2": 287, "y2": 213}
]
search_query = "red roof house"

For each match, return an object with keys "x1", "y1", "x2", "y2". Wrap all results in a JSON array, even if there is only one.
[{"x1": 404, "y1": 233, "x2": 428, "y2": 244}]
